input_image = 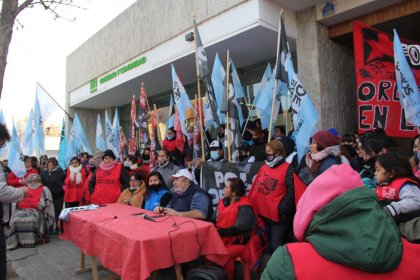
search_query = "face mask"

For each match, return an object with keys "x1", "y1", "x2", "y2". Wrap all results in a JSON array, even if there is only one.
[
  {"x1": 123, "y1": 161, "x2": 132, "y2": 167},
  {"x1": 148, "y1": 184, "x2": 159, "y2": 189},
  {"x1": 243, "y1": 139, "x2": 254, "y2": 146},
  {"x1": 159, "y1": 159, "x2": 168, "y2": 167},
  {"x1": 166, "y1": 134, "x2": 175, "y2": 140},
  {"x1": 239, "y1": 154, "x2": 247, "y2": 161},
  {"x1": 129, "y1": 186, "x2": 139, "y2": 191},
  {"x1": 417, "y1": 151, "x2": 420, "y2": 162},
  {"x1": 218, "y1": 133, "x2": 224, "y2": 139},
  {"x1": 174, "y1": 186, "x2": 185, "y2": 195},
  {"x1": 210, "y1": 151, "x2": 220, "y2": 161},
  {"x1": 142, "y1": 154, "x2": 150, "y2": 161},
  {"x1": 266, "y1": 154, "x2": 275, "y2": 162}
]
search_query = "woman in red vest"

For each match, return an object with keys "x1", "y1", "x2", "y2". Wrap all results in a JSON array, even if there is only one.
[
  {"x1": 248, "y1": 140, "x2": 296, "y2": 253},
  {"x1": 216, "y1": 178, "x2": 256, "y2": 280},
  {"x1": 262, "y1": 164, "x2": 420, "y2": 280},
  {"x1": 375, "y1": 150, "x2": 420, "y2": 224},
  {"x1": 6, "y1": 156, "x2": 39, "y2": 187},
  {"x1": 88, "y1": 149, "x2": 129, "y2": 205},
  {"x1": 5, "y1": 174, "x2": 55, "y2": 250},
  {"x1": 64, "y1": 157, "x2": 87, "y2": 207}
]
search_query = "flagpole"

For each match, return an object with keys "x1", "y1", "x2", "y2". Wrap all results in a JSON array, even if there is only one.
[
  {"x1": 226, "y1": 49, "x2": 231, "y2": 163},
  {"x1": 193, "y1": 19, "x2": 206, "y2": 161},
  {"x1": 153, "y1": 104, "x2": 162, "y2": 144},
  {"x1": 37, "y1": 82, "x2": 73, "y2": 121},
  {"x1": 268, "y1": 12, "x2": 283, "y2": 141}
]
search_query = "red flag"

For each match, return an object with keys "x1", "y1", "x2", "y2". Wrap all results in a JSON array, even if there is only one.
[
  {"x1": 174, "y1": 108, "x2": 185, "y2": 154},
  {"x1": 149, "y1": 109, "x2": 159, "y2": 170},
  {"x1": 193, "y1": 98, "x2": 204, "y2": 159},
  {"x1": 129, "y1": 95, "x2": 137, "y2": 155},
  {"x1": 119, "y1": 127, "x2": 128, "y2": 162},
  {"x1": 138, "y1": 83, "x2": 150, "y2": 149}
]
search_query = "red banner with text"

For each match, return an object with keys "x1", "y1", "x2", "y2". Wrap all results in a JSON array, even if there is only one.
[{"x1": 353, "y1": 21, "x2": 420, "y2": 138}]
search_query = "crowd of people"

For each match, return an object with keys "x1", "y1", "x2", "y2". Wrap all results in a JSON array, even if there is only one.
[{"x1": 0, "y1": 120, "x2": 419, "y2": 279}]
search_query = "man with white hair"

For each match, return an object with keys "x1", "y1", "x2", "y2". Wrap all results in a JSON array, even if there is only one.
[{"x1": 155, "y1": 169, "x2": 212, "y2": 220}]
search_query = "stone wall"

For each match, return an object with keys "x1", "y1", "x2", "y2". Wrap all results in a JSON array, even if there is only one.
[{"x1": 296, "y1": 7, "x2": 357, "y2": 135}]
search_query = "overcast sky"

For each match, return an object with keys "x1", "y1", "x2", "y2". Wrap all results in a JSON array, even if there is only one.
[{"x1": 1, "y1": 0, "x2": 137, "y2": 128}]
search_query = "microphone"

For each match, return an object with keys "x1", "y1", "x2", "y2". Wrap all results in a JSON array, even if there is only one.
[{"x1": 141, "y1": 214, "x2": 156, "y2": 222}]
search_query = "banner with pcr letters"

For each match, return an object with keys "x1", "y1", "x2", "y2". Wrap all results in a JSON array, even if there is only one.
[{"x1": 200, "y1": 161, "x2": 264, "y2": 207}]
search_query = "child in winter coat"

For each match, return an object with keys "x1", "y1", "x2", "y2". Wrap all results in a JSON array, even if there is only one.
[{"x1": 375, "y1": 150, "x2": 420, "y2": 219}]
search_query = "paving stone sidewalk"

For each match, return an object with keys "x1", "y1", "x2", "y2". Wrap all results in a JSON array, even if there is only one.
[{"x1": 6, "y1": 235, "x2": 117, "y2": 280}]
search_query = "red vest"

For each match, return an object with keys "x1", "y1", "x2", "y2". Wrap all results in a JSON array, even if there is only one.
[
  {"x1": 91, "y1": 163, "x2": 122, "y2": 204},
  {"x1": 376, "y1": 178, "x2": 419, "y2": 201},
  {"x1": 247, "y1": 163, "x2": 289, "y2": 222},
  {"x1": 18, "y1": 186, "x2": 43, "y2": 209},
  {"x1": 216, "y1": 197, "x2": 253, "y2": 245},
  {"x1": 287, "y1": 239, "x2": 420, "y2": 279},
  {"x1": 64, "y1": 168, "x2": 86, "y2": 203},
  {"x1": 163, "y1": 139, "x2": 177, "y2": 153}
]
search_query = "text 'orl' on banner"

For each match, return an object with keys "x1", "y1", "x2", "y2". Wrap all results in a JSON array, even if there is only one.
[{"x1": 353, "y1": 21, "x2": 420, "y2": 138}]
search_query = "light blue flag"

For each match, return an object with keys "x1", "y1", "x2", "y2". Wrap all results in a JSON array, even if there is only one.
[
  {"x1": 0, "y1": 110, "x2": 5, "y2": 124},
  {"x1": 105, "y1": 110, "x2": 114, "y2": 150},
  {"x1": 229, "y1": 58, "x2": 245, "y2": 127},
  {"x1": 36, "y1": 84, "x2": 58, "y2": 122},
  {"x1": 22, "y1": 110, "x2": 34, "y2": 156},
  {"x1": 96, "y1": 113, "x2": 106, "y2": 152},
  {"x1": 73, "y1": 114, "x2": 92, "y2": 155},
  {"x1": 57, "y1": 119, "x2": 68, "y2": 169},
  {"x1": 287, "y1": 55, "x2": 319, "y2": 162},
  {"x1": 393, "y1": 29, "x2": 420, "y2": 126},
  {"x1": 33, "y1": 92, "x2": 45, "y2": 157},
  {"x1": 8, "y1": 121, "x2": 26, "y2": 178},
  {"x1": 171, "y1": 64, "x2": 192, "y2": 135},
  {"x1": 166, "y1": 95, "x2": 175, "y2": 135},
  {"x1": 0, "y1": 110, "x2": 7, "y2": 157},
  {"x1": 111, "y1": 109, "x2": 121, "y2": 159},
  {"x1": 211, "y1": 53, "x2": 226, "y2": 124},
  {"x1": 64, "y1": 117, "x2": 79, "y2": 164},
  {"x1": 253, "y1": 70, "x2": 281, "y2": 130}
]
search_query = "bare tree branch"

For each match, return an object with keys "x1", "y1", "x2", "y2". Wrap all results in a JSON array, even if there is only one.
[{"x1": 15, "y1": 0, "x2": 35, "y2": 16}]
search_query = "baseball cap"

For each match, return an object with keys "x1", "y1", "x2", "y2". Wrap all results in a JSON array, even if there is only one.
[
  {"x1": 171, "y1": 169, "x2": 193, "y2": 181},
  {"x1": 209, "y1": 140, "x2": 222, "y2": 149}
]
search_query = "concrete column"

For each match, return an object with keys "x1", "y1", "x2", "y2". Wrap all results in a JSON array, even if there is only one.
[{"x1": 296, "y1": 7, "x2": 357, "y2": 135}]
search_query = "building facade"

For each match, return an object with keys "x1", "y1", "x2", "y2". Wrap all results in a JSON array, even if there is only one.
[{"x1": 66, "y1": 0, "x2": 419, "y2": 151}]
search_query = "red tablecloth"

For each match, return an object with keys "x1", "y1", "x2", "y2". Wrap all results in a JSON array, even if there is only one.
[{"x1": 60, "y1": 203, "x2": 229, "y2": 280}]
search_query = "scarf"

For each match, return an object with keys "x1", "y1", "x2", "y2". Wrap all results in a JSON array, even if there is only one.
[
  {"x1": 306, "y1": 145, "x2": 341, "y2": 168},
  {"x1": 69, "y1": 165, "x2": 83, "y2": 184},
  {"x1": 47, "y1": 166, "x2": 59, "y2": 176},
  {"x1": 99, "y1": 160, "x2": 118, "y2": 172},
  {"x1": 265, "y1": 155, "x2": 284, "y2": 168},
  {"x1": 130, "y1": 163, "x2": 138, "y2": 170}
]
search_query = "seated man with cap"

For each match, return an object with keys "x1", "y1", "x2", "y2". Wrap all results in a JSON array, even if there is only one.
[{"x1": 155, "y1": 169, "x2": 212, "y2": 221}]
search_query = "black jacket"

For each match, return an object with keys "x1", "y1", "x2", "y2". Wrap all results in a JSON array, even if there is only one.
[{"x1": 41, "y1": 167, "x2": 65, "y2": 199}]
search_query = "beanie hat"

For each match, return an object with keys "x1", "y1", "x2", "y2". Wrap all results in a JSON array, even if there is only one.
[
  {"x1": 312, "y1": 130, "x2": 341, "y2": 149},
  {"x1": 293, "y1": 164, "x2": 363, "y2": 241},
  {"x1": 102, "y1": 149, "x2": 116, "y2": 160}
]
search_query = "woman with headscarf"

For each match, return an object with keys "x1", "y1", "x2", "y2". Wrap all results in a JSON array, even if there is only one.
[
  {"x1": 40, "y1": 158, "x2": 65, "y2": 232},
  {"x1": 64, "y1": 157, "x2": 87, "y2": 207},
  {"x1": 5, "y1": 174, "x2": 55, "y2": 250},
  {"x1": 297, "y1": 130, "x2": 342, "y2": 185},
  {"x1": 88, "y1": 149, "x2": 129, "y2": 205}
]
